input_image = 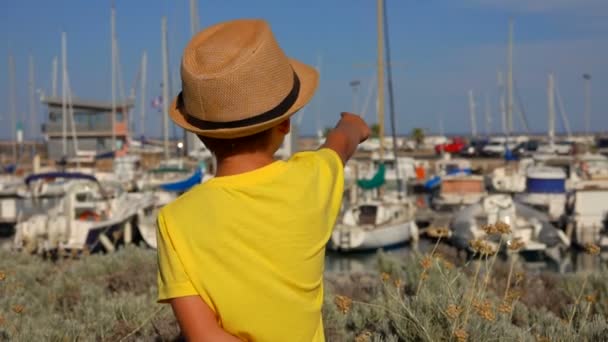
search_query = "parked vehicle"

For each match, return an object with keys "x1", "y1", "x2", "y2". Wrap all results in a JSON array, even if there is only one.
[
  {"x1": 435, "y1": 137, "x2": 466, "y2": 155},
  {"x1": 513, "y1": 140, "x2": 540, "y2": 158},
  {"x1": 460, "y1": 138, "x2": 489, "y2": 158},
  {"x1": 481, "y1": 137, "x2": 522, "y2": 157},
  {"x1": 596, "y1": 136, "x2": 608, "y2": 156},
  {"x1": 537, "y1": 141, "x2": 574, "y2": 155}
]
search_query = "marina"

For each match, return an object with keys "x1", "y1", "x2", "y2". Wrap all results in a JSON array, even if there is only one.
[{"x1": 1, "y1": 0, "x2": 608, "y2": 340}]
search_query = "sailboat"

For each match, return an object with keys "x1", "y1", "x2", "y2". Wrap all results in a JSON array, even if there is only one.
[
  {"x1": 330, "y1": 0, "x2": 418, "y2": 252},
  {"x1": 450, "y1": 194, "x2": 570, "y2": 261},
  {"x1": 13, "y1": 172, "x2": 156, "y2": 254}
]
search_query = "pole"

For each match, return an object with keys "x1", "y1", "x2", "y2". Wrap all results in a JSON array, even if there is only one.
[
  {"x1": 51, "y1": 56, "x2": 58, "y2": 98},
  {"x1": 61, "y1": 32, "x2": 68, "y2": 157},
  {"x1": 468, "y1": 90, "x2": 477, "y2": 138},
  {"x1": 350, "y1": 80, "x2": 360, "y2": 113},
  {"x1": 8, "y1": 55, "x2": 17, "y2": 162},
  {"x1": 140, "y1": 51, "x2": 147, "y2": 139},
  {"x1": 548, "y1": 73, "x2": 555, "y2": 146},
  {"x1": 185, "y1": 0, "x2": 201, "y2": 155},
  {"x1": 498, "y1": 71, "x2": 507, "y2": 135},
  {"x1": 583, "y1": 74, "x2": 591, "y2": 135},
  {"x1": 29, "y1": 55, "x2": 36, "y2": 141},
  {"x1": 382, "y1": 0, "x2": 403, "y2": 197},
  {"x1": 111, "y1": 5, "x2": 117, "y2": 151},
  {"x1": 484, "y1": 92, "x2": 492, "y2": 136},
  {"x1": 161, "y1": 16, "x2": 170, "y2": 159},
  {"x1": 377, "y1": 0, "x2": 385, "y2": 160},
  {"x1": 189, "y1": 0, "x2": 200, "y2": 36},
  {"x1": 507, "y1": 19, "x2": 514, "y2": 136}
]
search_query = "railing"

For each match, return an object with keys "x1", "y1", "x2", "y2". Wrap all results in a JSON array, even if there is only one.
[{"x1": 43, "y1": 122, "x2": 127, "y2": 135}]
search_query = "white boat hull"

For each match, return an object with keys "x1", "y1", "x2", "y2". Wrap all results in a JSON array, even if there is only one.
[{"x1": 330, "y1": 220, "x2": 418, "y2": 251}]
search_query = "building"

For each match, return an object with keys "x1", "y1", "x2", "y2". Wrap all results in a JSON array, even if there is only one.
[{"x1": 41, "y1": 96, "x2": 134, "y2": 160}]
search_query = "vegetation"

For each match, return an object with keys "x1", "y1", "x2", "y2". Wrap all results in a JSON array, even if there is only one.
[
  {"x1": 1, "y1": 225, "x2": 607, "y2": 341},
  {"x1": 371, "y1": 123, "x2": 381, "y2": 139},
  {"x1": 411, "y1": 128, "x2": 425, "y2": 148}
]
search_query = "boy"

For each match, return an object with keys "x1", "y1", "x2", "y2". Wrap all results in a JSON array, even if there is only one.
[{"x1": 157, "y1": 19, "x2": 370, "y2": 341}]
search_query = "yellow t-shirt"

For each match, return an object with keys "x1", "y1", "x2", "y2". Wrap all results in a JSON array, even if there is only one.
[{"x1": 157, "y1": 148, "x2": 344, "y2": 342}]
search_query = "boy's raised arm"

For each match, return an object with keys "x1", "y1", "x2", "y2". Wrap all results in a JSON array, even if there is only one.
[{"x1": 321, "y1": 112, "x2": 371, "y2": 165}]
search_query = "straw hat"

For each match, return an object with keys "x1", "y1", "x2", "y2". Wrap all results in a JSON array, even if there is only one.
[{"x1": 170, "y1": 19, "x2": 319, "y2": 139}]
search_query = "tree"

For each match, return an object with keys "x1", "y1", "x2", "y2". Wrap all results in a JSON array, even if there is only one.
[
  {"x1": 411, "y1": 128, "x2": 425, "y2": 148},
  {"x1": 371, "y1": 123, "x2": 380, "y2": 138}
]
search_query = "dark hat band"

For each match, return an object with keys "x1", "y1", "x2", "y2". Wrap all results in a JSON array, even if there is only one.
[{"x1": 179, "y1": 71, "x2": 300, "y2": 131}]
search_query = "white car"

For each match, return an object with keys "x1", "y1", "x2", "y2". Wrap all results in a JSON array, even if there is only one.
[
  {"x1": 481, "y1": 138, "x2": 519, "y2": 157},
  {"x1": 537, "y1": 141, "x2": 574, "y2": 155}
]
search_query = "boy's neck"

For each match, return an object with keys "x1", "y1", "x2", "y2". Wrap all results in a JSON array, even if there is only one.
[{"x1": 215, "y1": 151, "x2": 276, "y2": 177}]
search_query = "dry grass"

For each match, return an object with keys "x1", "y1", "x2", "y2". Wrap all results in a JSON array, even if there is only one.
[{"x1": 0, "y1": 226, "x2": 607, "y2": 341}]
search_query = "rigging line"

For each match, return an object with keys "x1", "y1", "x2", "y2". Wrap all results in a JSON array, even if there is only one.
[
  {"x1": 383, "y1": 0, "x2": 404, "y2": 196},
  {"x1": 360, "y1": 72, "x2": 376, "y2": 121},
  {"x1": 554, "y1": 77, "x2": 572, "y2": 137},
  {"x1": 513, "y1": 79, "x2": 530, "y2": 133}
]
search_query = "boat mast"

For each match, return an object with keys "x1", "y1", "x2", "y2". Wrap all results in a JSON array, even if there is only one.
[
  {"x1": 468, "y1": 90, "x2": 477, "y2": 138},
  {"x1": 376, "y1": 0, "x2": 385, "y2": 160},
  {"x1": 28, "y1": 55, "x2": 36, "y2": 141},
  {"x1": 161, "y1": 16, "x2": 170, "y2": 159},
  {"x1": 507, "y1": 18, "x2": 514, "y2": 136},
  {"x1": 497, "y1": 71, "x2": 507, "y2": 135},
  {"x1": 51, "y1": 56, "x2": 58, "y2": 97},
  {"x1": 140, "y1": 51, "x2": 147, "y2": 140},
  {"x1": 61, "y1": 32, "x2": 68, "y2": 158},
  {"x1": 111, "y1": 5, "x2": 117, "y2": 151},
  {"x1": 185, "y1": 0, "x2": 201, "y2": 155},
  {"x1": 382, "y1": 0, "x2": 404, "y2": 196},
  {"x1": 484, "y1": 93, "x2": 492, "y2": 136},
  {"x1": 548, "y1": 73, "x2": 555, "y2": 146},
  {"x1": 583, "y1": 74, "x2": 591, "y2": 135},
  {"x1": 8, "y1": 54, "x2": 17, "y2": 162}
]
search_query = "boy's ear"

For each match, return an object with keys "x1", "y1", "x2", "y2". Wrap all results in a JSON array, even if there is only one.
[{"x1": 277, "y1": 118, "x2": 291, "y2": 135}]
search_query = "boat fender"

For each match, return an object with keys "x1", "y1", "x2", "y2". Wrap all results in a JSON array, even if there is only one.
[
  {"x1": 99, "y1": 233, "x2": 116, "y2": 253},
  {"x1": 78, "y1": 210, "x2": 101, "y2": 221},
  {"x1": 124, "y1": 221, "x2": 133, "y2": 244}
]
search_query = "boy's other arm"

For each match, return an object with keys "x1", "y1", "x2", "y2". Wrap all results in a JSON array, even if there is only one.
[
  {"x1": 322, "y1": 112, "x2": 370, "y2": 165},
  {"x1": 171, "y1": 296, "x2": 241, "y2": 342}
]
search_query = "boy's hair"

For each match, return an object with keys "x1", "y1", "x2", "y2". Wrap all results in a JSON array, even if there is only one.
[{"x1": 198, "y1": 128, "x2": 273, "y2": 157}]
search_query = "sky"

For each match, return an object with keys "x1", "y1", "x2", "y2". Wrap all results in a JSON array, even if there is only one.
[{"x1": 1, "y1": 0, "x2": 607, "y2": 141}]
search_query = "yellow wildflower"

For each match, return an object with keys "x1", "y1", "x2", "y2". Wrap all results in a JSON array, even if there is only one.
[
  {"x1": 498, "y1": 301, "x2": 512, "y2": 314},
  {"x1": 584, "y1": 243, "x2": 600, "y2": 256},
  {"x1": 495, "y1": 221, "x2": 512, "y2": 234},
  {"x1": 454, "y1": 328, "x2": 468, "y2": 342},
  {"x1": 381, "y1": 272, "x2": 390, "y2": 282},
  {"x1": 427, "y1": 227, "x2": 450, "y2": 238},
  {"x1": 482, "y1": 224, "x2": 498, "y2": 235},
  {"x1": 334, "y1": 295, "x2": 352, "y2": 314},
  {"x1": 446, "y1": 304, "x2": 463, "y2": 320},
  {"x1": 0, "y1": 271, "x2": 5, "y2": 281},
  {"x1": 12, "y1": 304, "x2": 25, "y2": 314},
  {"x1": 420, "y1": 256, "x2": 432, "y2": 270},
  {"x1": 355, "y1": 331, "x2": 372, "y2": 342},
  {"x1": 507, "y1": 237, "x2": 525, "y2": 251},
  {"x1": 585, "y1": 294, "x2": 597, "y2": 303}
]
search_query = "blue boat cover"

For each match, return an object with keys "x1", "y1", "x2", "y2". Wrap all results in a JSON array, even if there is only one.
[
  {"x1": 424, "y1": 167, "x2": 472, "y2": 190},
  {"x1": 159, "y1": 168, "x2": 203, "y2": 192},
  {"x1": 25, "y1": 172, "x2": 98, "y2": 185},
  {"x1": 526, "y1": 178, "x2": 566, "y2": 193}
]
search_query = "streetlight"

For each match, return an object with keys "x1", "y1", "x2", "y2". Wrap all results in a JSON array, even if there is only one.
[
  {"x1": 349, "y1": 80, "x2": 361, "y2": 113},
  {"x1": 583, "y1": 73, "x2": 591, "y2": 135}
]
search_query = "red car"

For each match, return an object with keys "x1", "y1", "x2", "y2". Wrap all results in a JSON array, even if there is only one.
[{"x1": 435, "y1": 137, "x2": 466, "y2": 155}]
